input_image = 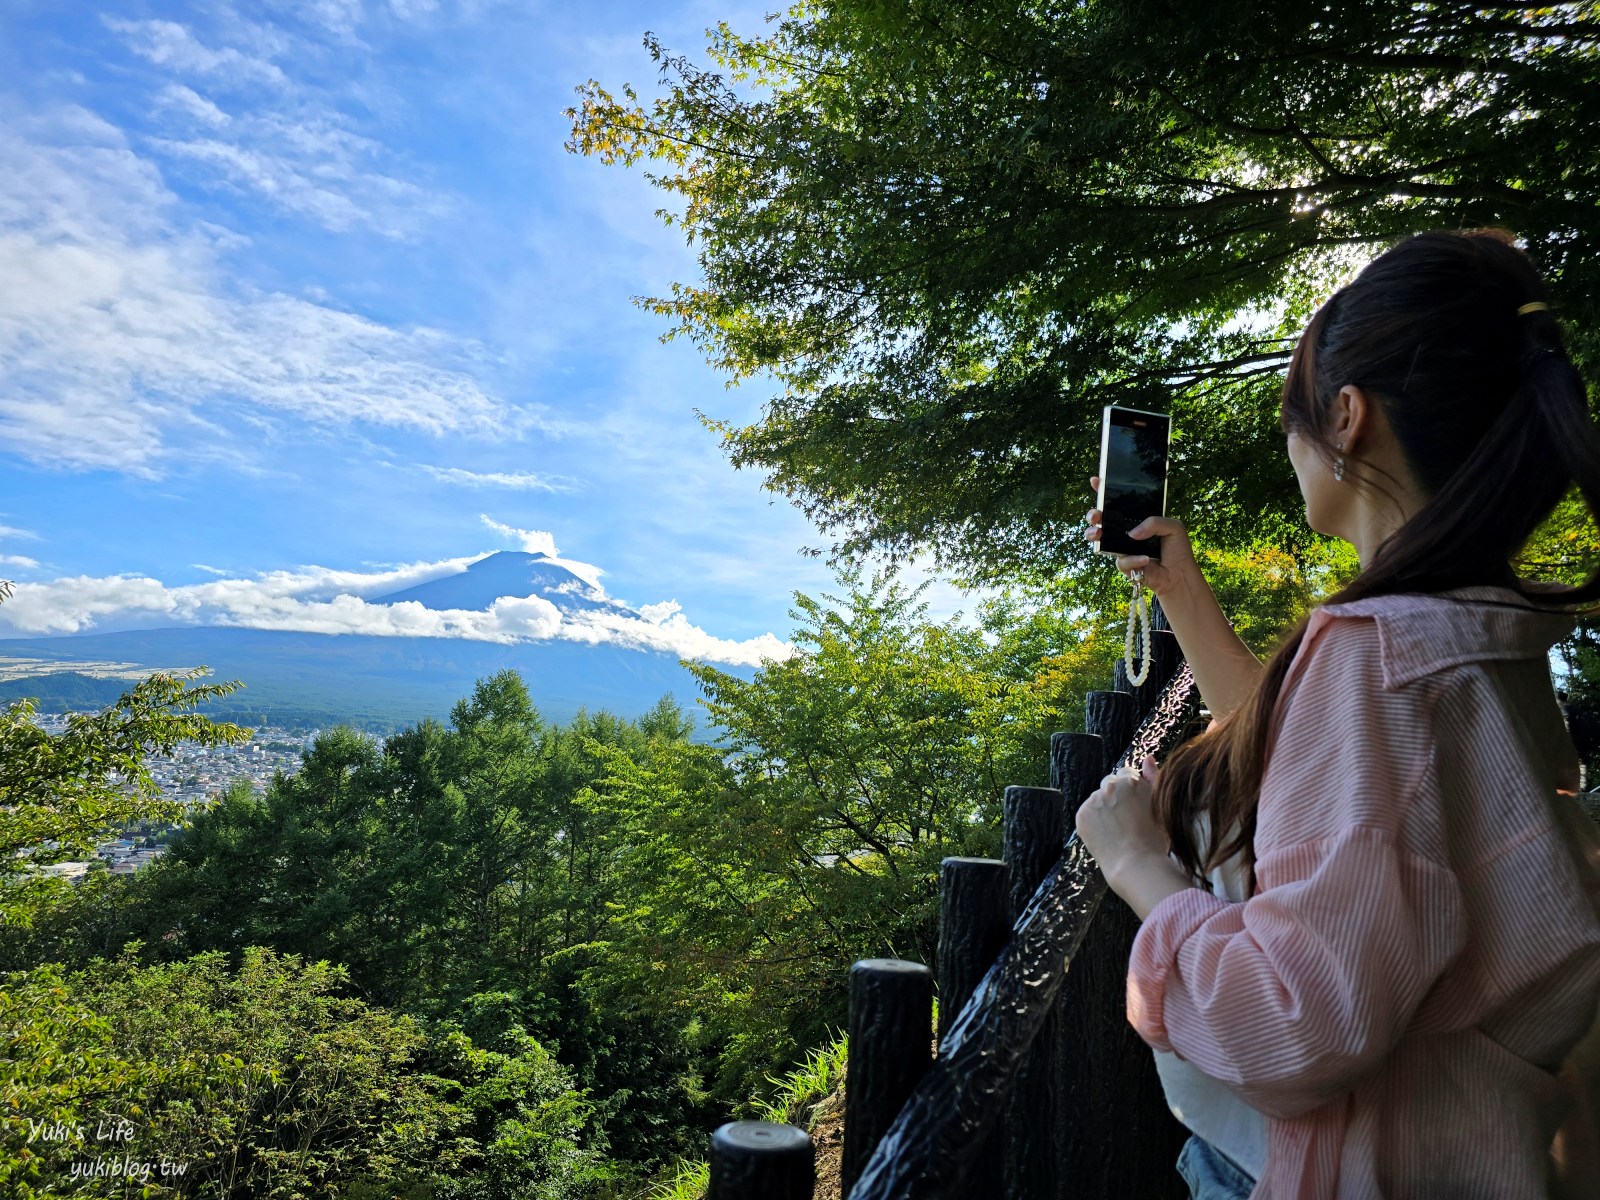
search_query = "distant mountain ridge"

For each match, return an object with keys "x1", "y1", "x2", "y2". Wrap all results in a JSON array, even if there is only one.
[{"x1": 0, "y1": 553, "x2": 756, "y2": 735}]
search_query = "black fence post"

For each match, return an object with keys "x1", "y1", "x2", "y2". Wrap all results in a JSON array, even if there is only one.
[
  {"x1": 708, "y1": 1121, "x2": 815, "y2": 1200},
  {"x1": 1000, "y1": 785, "x2": 1066, "y2": 1200},
  {"x1": 1085, "y1": 690, "x2": 1135, "y2": 764},
  {"x1": 1049, "y1": 733, "x2": 1105, "y2": 821},
  {"x1": 935, "y1": 856, "x2": 1009, "y2": 1197},
  {"x1": 936, "y1": 857, "x2": 1010, "y2": 1049},
  {"x1": 1048, "y1": 731, "x2": 1105, "y2": 1200},
  {"x1": 843, "y1": 959, "x2": 935, "y2": 1199}
]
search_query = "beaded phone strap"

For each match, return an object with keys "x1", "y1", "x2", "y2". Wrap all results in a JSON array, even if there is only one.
[{"x1": 1125, "y1": 568, "x2": 1153, "y2": 686}]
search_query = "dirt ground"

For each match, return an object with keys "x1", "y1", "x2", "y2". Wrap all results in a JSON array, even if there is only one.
[
  {"x1": 801, "y1": 1037, "x2": 936, "y2": 1199},
  {"x1": 806, "y1": 1079, "x2": 845, "y2": 1200}
]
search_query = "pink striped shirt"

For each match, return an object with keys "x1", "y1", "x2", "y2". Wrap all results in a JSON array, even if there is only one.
[{"x1": 1128, "y1": 585, "x2": 1600, "y2": 1198}]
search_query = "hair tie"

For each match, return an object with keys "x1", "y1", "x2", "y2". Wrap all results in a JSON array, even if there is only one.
[{"x1": 1517, "y1": 301, "x2": 1550, "y2": 316}]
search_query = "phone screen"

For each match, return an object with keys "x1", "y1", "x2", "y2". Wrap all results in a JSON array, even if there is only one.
[{"x1": 1097, "y1": 406, "x2": 1170, "y2": 558}]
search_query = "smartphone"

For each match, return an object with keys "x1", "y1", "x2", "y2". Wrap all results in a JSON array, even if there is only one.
[{"x1": 1096, "y1": 405, "x2": 1170, "y2": 559}]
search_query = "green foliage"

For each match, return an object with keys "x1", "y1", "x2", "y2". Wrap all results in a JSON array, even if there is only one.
[
  {"x1": 44, "y1": 674, "x2": 709, "y2": 1179},
  {"x1": 1517, "y1": 482, "x2": 1600, "y2": 599},
  {"x1": 125, "y1": 673, "x2": 630, "y2": 1011},
  {"x1": 0, "y1": 671, "x2": 249, "y2": 947},
  {"x1": 641, "y1": 1007, "x2": 914, "y2": 1200},
  {"x1": 0, "y1": 946, "x2": 609, "y2": 1199},
  {"x1": 0, "y1": 961, "x2": 170, "y2": 1198},
  {"x1": 568, "y1": 1, "x2": 1600, "y2": 589},
  {"x1": 0, "y1": 671, "x2": 248, "y2": 869},
  {"x1": 634, "y1": 1023, "x2": 853, "y2": 1200},
  {"x1": 1194, "y1": 539, "x2": 1354, "y2": 655},
  {"x1": 421, "y1": 1020, "x2": 615, "y2": 1200},
  {"x1": 514, "y1": 944, "x2": 714, "y2": 1171},
  {"x1": 579, "y1": 566, "x2": 1112, "y2": 1107}
]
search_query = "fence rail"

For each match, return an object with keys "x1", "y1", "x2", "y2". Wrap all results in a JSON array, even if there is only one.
[{"x1": 708, "y1": 598, "x2": 1205, "y2": 1200}]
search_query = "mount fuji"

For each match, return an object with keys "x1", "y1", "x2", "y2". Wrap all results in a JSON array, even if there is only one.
[
  {"x1": 0, "y1": 552, "x2": 761, "y2": 734},
  {"x1": 371, "y1": 551, "x2": 623, "y2": 614}
]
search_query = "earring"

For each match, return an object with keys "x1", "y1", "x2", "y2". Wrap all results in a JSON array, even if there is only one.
[{"x1": 1334, "y1": 441, "x2": 1345, "y2": 482}]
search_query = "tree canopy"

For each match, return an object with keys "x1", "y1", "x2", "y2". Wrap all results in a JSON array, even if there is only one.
[
  {"x1": 0, "y1": 671, "x2": 248, "y2": 870},
  {"x1": 1, "y1": 947, "x2": 611, "y2": 1200},
  {"x1": 569, "y1": 0, "x2": 1600, "y2": 589}
]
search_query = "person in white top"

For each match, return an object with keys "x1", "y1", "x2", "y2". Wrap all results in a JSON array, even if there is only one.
[{"x1": 1150, "y1": 808, "x2": 1268, "y2": 1180}]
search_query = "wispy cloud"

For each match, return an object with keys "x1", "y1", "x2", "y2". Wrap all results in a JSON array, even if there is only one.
[
  {"x1": 0, "y1": 552, "x2": 793, "y2": 668},
  {"x1": 103, "y1": 17, "x2": 289, "y2": 88},
  {"x1": 0, "y1": 555, "x2": 39, "y2": 570},
  {"x1": 110, "y1": 14, "x2": 448, "y2": 237},
  {"x1": 424, "y1": 465, "x2": 575, "y2": 492},
  {"x1": 0, "y1": 108, "x2": 534, "y2": 473},
  {"x1": 0, "y1": 524, "x2": 39, "y2": 541},
  {"x1": 388, "y1": 0, "x2": 443, "y2": 21},
  {"x1": 148, "y1": 112, "x2": 446, "y2": 237},
  {"x1": 287, "y1": 0, "x2": 367, "y2": 39},
  {"x1": 154, "y1": 84, "x2": 230, "y2": 128}
]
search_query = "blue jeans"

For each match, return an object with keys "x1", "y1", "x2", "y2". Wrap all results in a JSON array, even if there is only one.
[{"x1": 1176, "y1": 1134, "x2": 1257, "y2": 1200}]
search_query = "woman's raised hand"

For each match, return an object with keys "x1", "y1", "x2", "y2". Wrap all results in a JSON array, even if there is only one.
[{"x1": 1085, "y1": 474, "x2": 1200, "y2": 595}]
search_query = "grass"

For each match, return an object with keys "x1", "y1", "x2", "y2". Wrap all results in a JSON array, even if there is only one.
[
  {"x1": 752, "y1": 1028, "x2": 849, "y2": 1127},
  {"x1": 645, "y1": 1158, "x2": 710, "y2": 1200},
  {"x1": 643, "y1": 1027, "x2": 849, "y2": 1200},
  {"x1": 644, "y1": 997, "x2": 940, "y2": 1199}
]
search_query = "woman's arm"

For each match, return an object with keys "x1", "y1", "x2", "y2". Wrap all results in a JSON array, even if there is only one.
[
  {"x1": 1153, "y1": 565, "x2": 1265, "y2": 723},
  {"x1": 1129, "y1": 831, "x2": 1465, "y2": 1119},
  {"x1": 1106, "y1": 851, "x2": 1198, "y2": 920},
  {"x1": 1125, "y1": 617, "x2": 1466, "y2": 1120},
  {"x1": 1084, "y1": 497, "x2": 1264, "y2": 722}
]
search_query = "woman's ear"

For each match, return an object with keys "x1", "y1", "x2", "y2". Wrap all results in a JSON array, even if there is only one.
[{"x1": 1334, "y1": 384, "x2": 1374, "y2": 452}]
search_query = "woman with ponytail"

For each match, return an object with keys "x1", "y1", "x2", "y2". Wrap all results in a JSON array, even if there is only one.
[{"x1": 1076, "y1": 228, "x2": 1600, "y2": 1199}]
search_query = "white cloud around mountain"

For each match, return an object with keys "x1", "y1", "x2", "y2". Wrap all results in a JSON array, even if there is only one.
[
  {"x1": 0, "y1": 553, "x2": 793, "y2": 668},
  {"x1": 476, "y1": 518, "x2": 611, "y2": 592},
  {"x1": 479, "y1": 516, "x2": 560, "y2": 558}
]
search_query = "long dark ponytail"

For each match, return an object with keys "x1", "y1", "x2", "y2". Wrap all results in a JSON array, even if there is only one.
[{"x1": 1156, "y1": 228, "x2": 1600, "y2": 894}]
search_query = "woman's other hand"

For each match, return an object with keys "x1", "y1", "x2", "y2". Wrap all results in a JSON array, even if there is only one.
[
  {"x1": 1074, "y1": 753, "x2": 1172, "y2": 882},
  {"x1": 1075, "y1": 753, "x2": 1196, "y2": 922},
  {"x1": 1085, "y1": 474, "x2": 1201, "y2": 595}
]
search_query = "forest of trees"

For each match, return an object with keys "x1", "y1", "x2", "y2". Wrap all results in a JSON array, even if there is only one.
[
  {"x1": 10, "y1": 1, "x2": 1600, "y2": 1196},
  {"x1": 0, "y1": 558, "x2": 1347, "y2": 1198}
]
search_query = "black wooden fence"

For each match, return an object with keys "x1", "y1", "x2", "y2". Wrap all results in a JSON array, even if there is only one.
[{"x1": 703, "y1": 596, "x2": 1211, "y2": 1199}]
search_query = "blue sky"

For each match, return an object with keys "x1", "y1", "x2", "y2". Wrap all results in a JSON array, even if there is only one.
[{"x1": 0, "y1": 0, "x2": 993, "y2": 665}]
